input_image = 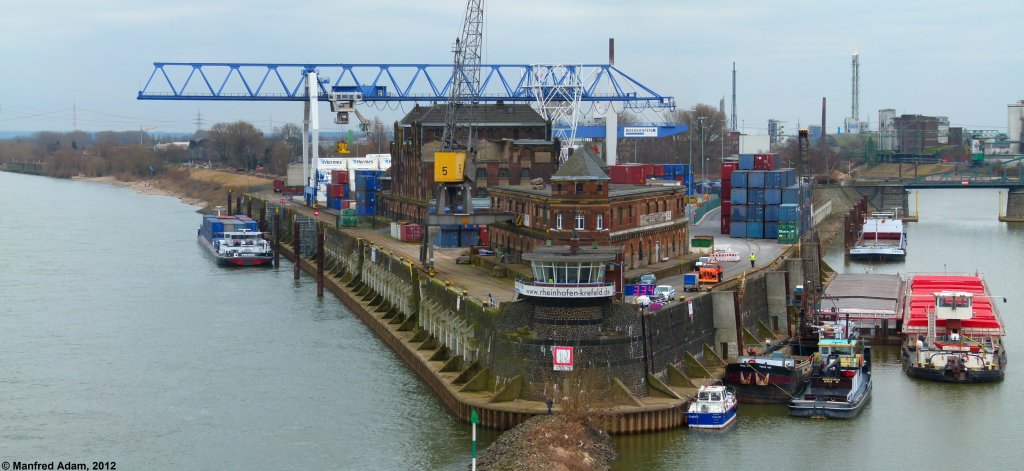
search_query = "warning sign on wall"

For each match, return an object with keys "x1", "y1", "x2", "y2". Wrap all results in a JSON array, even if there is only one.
[{"x1": 552, "y1": 346, "x2": 574, "y2": 371}]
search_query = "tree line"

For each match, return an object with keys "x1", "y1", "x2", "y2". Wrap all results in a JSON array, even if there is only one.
[{"x1": 0, "y1": 120, "x2": 391, "y2": 180}]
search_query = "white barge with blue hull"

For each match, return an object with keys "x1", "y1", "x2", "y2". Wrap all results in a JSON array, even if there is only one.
[
  {"x1": 789, "y1": 337, "x2": 872, "y2": 419},
  {"x1": 848, "y1": 211, "x2": 906, "y2": 261},
  {"x1": 686, "y1": 382, "x2": 737, "y2": 430}
]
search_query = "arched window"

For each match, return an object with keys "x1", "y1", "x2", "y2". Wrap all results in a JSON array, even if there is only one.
[{"x1": 520, "y1": 167, "x2": 531, "y2": 178}]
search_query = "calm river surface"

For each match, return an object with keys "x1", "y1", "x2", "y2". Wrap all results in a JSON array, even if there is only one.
[{"x1": 2, "y1": 173, "x2": 1022, "y2": 470}]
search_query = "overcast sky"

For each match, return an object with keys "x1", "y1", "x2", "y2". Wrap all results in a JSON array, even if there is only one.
[{"x1": 2, "y1": 0, "x2": 1022, "y2": 135}]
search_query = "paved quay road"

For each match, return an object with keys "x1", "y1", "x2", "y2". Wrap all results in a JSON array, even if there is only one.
[{"x1": 655, "y1": 206, "x2": 788, "y2": 297}]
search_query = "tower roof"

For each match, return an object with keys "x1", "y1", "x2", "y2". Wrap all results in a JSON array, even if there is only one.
[{"x1": 550, "y1": 147, "x2": 609, "y2": 181}]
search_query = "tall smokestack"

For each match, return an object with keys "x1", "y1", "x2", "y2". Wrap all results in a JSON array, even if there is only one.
[
  {"x1": 608, "y1": 38, "x2": 615, "y2": 66},
  {"x1": 730, "y1": 62, "x2": 738, "y2": 131},
  {"x1": 821, "y1": 97, "x2": 827, "y2": 149},
  {"x1": 851, "y1": 53, "x2": 860, "y2": 122}
]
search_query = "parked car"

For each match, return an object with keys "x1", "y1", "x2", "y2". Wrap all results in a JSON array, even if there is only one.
[
  {"x1": 652, "y1": 285, "x2": 677, "y2": 303},
  {"x1": 695, "y1": 256, "x2": 712, "y2": 268},
  {"x1": 455, "y1": 253, "x2": 472, "y2": 264},
  {"x1": 639, "y1": 273, "x2": 657, "y2": 285}
]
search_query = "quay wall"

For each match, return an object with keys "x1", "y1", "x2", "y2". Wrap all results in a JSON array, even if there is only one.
[{"x1": 248, "y1": 195, "x2": 785, "y2": 434}]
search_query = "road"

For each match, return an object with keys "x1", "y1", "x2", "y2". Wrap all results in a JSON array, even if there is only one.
[{"x1": 654, "y1": 206, "x2": 789, "y2": 302}]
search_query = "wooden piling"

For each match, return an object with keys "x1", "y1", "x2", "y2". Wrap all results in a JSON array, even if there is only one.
[
  {"x1": 317, "y1": 225, "x2": 325, "y2": 297},
  {"x1": 293, "y1": 220, "x2": 301, "y2": 280}
]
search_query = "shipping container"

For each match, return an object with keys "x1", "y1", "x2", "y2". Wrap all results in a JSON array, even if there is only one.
[
  {"x1": 731, "y1": 204, "x2": 747, "y2": 222},
  {"x1": 331, "y1": 170, "x2": 349, "y2": 184},
  {"x1": 764, "y1": 204, "x2": 779, "y2": 222},
  {"x1": 782, "y1": 168, "x2": 797, "y2": 187},
  {"x1": 764, "y1": 170, "x2": 784, "y2": 188},
  {"x1": 730, "y1": 221, "x2": 746, "y2": 238},
  {"x1": 782, "y1": 185, "x2": 801, "y2": 205},
  {"x1": 326, "y1": 183, "x2": 345, "y2": 198},
  {"x1": 721, "y1": 200, "x2": 731, "y2": 215},
  {"x1": 340, "y1": 208, "x2": 356, "y2": 217},
  {"x1": 327, "y1": 197, "x2": 343, "y2": 210},
  {"x1": 747, "y1": 170, "x2": 765, "y2": 188},
  {"x1": 731, "y1": 170, "x2": 748, "y2": 188},
  {"x1": 401, "y1": 223, "x2": 422, "y2": 242},
  {"x1": 721, "y1": 178, "x2": 731, "y2": 195},
  {"x1": 778, "y1": 222, "x2": 800, "y2": 244},
  {"x1": 739, "y1": 154, "x2": 755, "y2": 170},
  {"x1": 748, "y1": 188, "x2": 765, "y2": 205},
  {"x1": 609, "y1": 164, "x2": 647, "y2": 185},
  {"x1": 764, "y1": 221, "x2": 779, "y2": 239},
  {"x1": 721, "y1": 161, "x2": 738, "y2": 181},
  {"x1": 765, "y1": 188, "x2": 782, "y2": 205},
  {"x1": 731, "y1": 188, "x2": 748, "y2": 205},
  {"x1": 337, "y1": 215, "x2": 358, "y2": 228},
  {"x1": 746, "y1": 204, "x2": 765, "y2": 222},
  {"x1": 721, "y1": 213, "x2": 731, "y2": 235},
  {"x1": 746, "y1": 221, "x2": 765, "y2": 239},
  {"x1": 753, "y1": 153, "x2": 778, "y2": 170},
  {"x1": 653, "y1": 165, "x2": 666, "y2": 177},
  {"x1": 479, "y1": 225, "x2": 489, "y2": 246},
  {"x1": 779, "y1": 203, "x2": 800, "y2": 222}
]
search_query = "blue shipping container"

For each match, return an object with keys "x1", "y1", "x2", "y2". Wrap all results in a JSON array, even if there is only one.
[
  {"x1": 747, "y1": 170, "x2": 765, "y2": 188},
  {"x1": 748, "y1": 188, "x2": 765, "y2": 205},
  {"x1": 731, "y1": 188, "x2": 748, "y2": 205},
  {"x1": 746, "y1": 204, "x2": 765, "y2": 222},
  {"x1": 731, "y1": 171, "x2": 748, "y2": 188},
  {"x1": 764, "y1": 204, "x2": 780, "y2": 222},
  {"x1": 764, "y1": 222, "x2": 779, "y2": 239},
  {"x1": 782, "y1": 185, "x2": 800, "y2": 205},
  {"x1": 739, "y1": 154, "x2": 755, "y2": 170},
  {"x1": 746, "y1": 221, "x2": 765, "y2": 239},
  {"x1": 765, "y1": 188, "x2": 782, "y2": 205},
  {"x1": 779, "y1": 204, "x2": 800, "y2": 222},
  {"x1": 730, "y1": 221, "x2": 746, "y2": 238},
  {"x1": 764, "y1": 170, "x2": 784, "y2": 188},
  {"x1": 731, "y1": 205, "x2": 747, "y2": 222},
  {"x1": 782, "y1": 167, "x2": 798, "y2": 185}
]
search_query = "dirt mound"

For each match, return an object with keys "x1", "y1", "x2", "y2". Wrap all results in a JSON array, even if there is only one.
[{"x1": 475, "y1": 415, "x2": 617, "y2": 471}]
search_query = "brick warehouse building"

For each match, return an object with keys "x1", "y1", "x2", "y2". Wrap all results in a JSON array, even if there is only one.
[
  {"x1": 488, "y1": 151, "x2": 690, "y2": 269},
  {"x1": 381, "y1": 103, "x2": 559, "y2": 223}
]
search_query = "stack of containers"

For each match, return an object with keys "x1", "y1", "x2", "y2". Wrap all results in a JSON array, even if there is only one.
[
  {"x1": 326, "y1": 182, "x2": 346, "y2": 209},
  {"x1": 729, "y1": 154, "x2": 798, "y2": 239},
  {"x1": 337, "y1": 208, "x2": 357, "y2": 228},
  {"x1": 354, "y1": 170, "x2": 382, "y2": 217},
  {"x1": 720, "y1": 160, "x2": 737, "y2": 235},
  {"x1": 434, "y1": 224, "x2": 482, "y2": 247},
  {"x1": 778, "y1": 203, "x2": 801, "y2": 244},
  {"x1": 608, "y1": 164, "x2": 655, "y2": 184}
]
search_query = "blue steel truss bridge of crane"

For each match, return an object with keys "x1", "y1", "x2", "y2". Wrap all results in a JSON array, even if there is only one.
[{"x1": 136, "y1": 62, "x2": 675, "y2": 110}]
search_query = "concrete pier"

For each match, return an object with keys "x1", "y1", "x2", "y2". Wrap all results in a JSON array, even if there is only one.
[{"x1": 1000, "y1": 188, "x2": 1024, "y2": 222}]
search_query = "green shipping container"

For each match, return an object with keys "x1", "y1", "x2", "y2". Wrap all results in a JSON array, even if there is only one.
[
  {"x1": 778, "y1": 222, "x2": 800, "y2": 244},
  {"x1": 338, "y1": 216, "x2": 358, "y2": 228}
]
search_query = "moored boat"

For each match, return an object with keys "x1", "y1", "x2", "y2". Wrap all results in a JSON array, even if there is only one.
[
  {"x1": 724, "y1": 344, "x2": 812, "y2": 404},
  {"x1": 686, "y1": 381, "x2": 737, "y2": 430},
  {"x1": 901, "y1": 274, "x2": 1007, "y2": 383},
  {"x1": 848, "y1": 211, "x2": 906, "y2": 261},
  {"x1": 198, "y1": 209, "x2": 273, "y2": 267},
  {"x1": 789, "y1": 322, "x2": 872, "y2": 419}
]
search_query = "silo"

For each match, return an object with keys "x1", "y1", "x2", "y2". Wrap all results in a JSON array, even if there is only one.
[
  {"x1": 879, "y1": 109, "x2": 896, "y2": 151},
  {"x1": 1008, "y1": 102, "x2": 1024, "y2": 154}
]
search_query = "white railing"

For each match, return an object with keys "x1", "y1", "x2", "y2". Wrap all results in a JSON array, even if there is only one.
[{"x1": 811, "y1": 200, "x2": 832, "y2": 226}]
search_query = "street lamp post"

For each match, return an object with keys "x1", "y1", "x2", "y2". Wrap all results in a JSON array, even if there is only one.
[{"x1": 697, "y1": 117, "x2": 706, "y2": 193}]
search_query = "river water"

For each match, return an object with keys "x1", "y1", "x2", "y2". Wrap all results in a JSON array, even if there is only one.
[{"x1": 2, "y1": 173, "x2": 1022, "y2": 469}]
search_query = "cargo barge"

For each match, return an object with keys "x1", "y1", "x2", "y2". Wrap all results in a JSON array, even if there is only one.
[
  {"x1": 723, "y1": 344, "x2": 811, "y2": 404},
  {"x1": 901, "y1": 274, "x2": 1007, "y2": 383},
  {"x1": 198, "y1": 209, "x2": 273, "y2": 267},
  {"x1": 849, "y1": 211, "x2": 906, "y2": 261}
]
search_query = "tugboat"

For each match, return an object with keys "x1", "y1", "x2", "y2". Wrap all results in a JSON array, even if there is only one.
[
  {"x1": 849, "y1": 211, "x2": 906, "y2": 261},
  {"x1": 198, "y1": 207, "x2": 273, "y2": 267},
  {"x1": 724, "y1": 343, "x2": 812, "y2": 404},
  {"x1": 901, "y1": 274, "x2": 1007, "y2": 383},
  {"x1": 686, "y1": 381, "x2": 738, "y2": 430},
  {"x1": 789, "y1": 321, "x2": 872, "y2": 419}
]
